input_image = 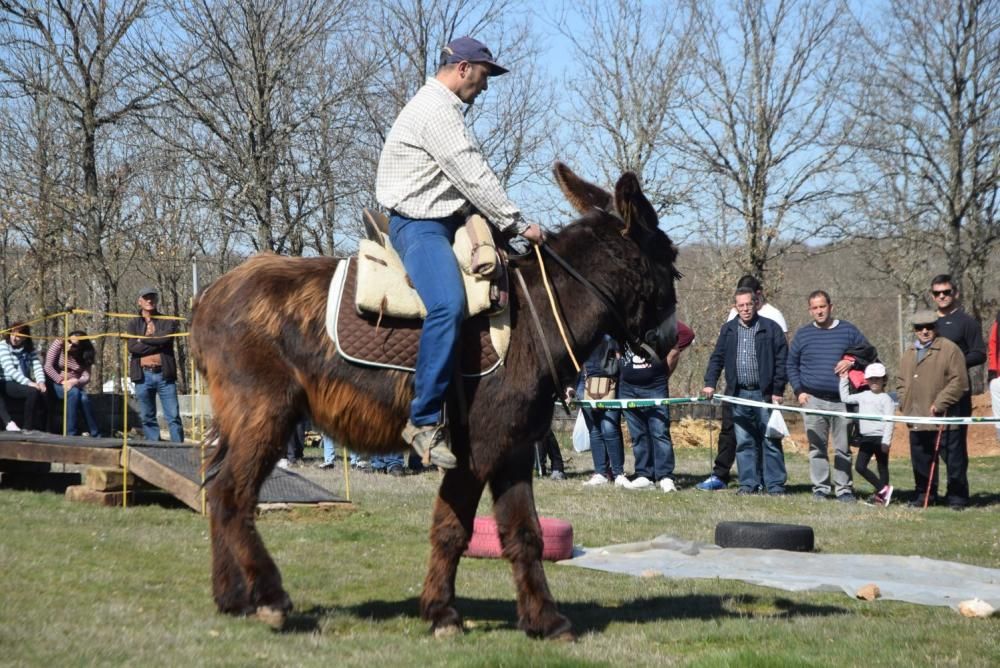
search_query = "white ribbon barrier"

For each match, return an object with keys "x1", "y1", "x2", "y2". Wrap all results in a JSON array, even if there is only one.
[{"x1": 572, "y1": 394, "x2": 1000, "y2": 427}]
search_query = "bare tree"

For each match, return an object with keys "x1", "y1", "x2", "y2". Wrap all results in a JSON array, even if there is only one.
[
  {"x1": 0, "y1": 0, "x2": 158, "y2": 377},
  {"x1": 0, "y1": 0, "x2": 158, "y2": 265},
  {"x1": 848, "y1": 0, "x2": 1000, "y2": 321},
  {"x1": 0, "y1": 83, "x2": 74, "y2": 320},
  {"x1": 143, "y1": 0, "x2": 366, "y2": 254},
  {"x1": 670, "y1": 0, "x2": 857, "y2": 290},
  {"x1": 557, "y1": 0, "x2": 696, "y2": 216}
]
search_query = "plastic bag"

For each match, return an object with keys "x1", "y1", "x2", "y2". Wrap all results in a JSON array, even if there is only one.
[
  {"x1": 766, "y1": 409, "x2": 789, "y2": 439},
  {"x1": 572, "y1": 410, "x2": 591, "y2": 452}
]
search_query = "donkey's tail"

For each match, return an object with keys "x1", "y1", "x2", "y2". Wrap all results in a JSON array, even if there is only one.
[{"x1": 200, "y1": 425, "x2": 227, "y2": 488}]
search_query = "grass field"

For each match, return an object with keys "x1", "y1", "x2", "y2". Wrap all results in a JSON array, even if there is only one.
[{"x1": 2, "y1": 444, "x2": 999, "y2": 667}]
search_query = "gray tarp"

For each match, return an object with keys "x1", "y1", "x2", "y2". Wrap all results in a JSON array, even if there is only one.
[{"x1": 559, "y1": 535, "x2": 1000, "y2": 611}]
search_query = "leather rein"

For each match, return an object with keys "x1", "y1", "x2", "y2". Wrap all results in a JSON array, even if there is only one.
[{"x1": 512, "y1": 240, "x2": 656, "y2": 415}]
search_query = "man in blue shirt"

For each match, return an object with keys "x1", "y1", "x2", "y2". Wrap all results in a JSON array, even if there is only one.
[{"x1": 787, "y1": 290, "x2": 871, "y2": 501}]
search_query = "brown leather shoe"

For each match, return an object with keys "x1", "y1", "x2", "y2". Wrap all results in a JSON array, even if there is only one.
[{"x1": 401, "y1": 421, "x2": 456, "y2": 469}]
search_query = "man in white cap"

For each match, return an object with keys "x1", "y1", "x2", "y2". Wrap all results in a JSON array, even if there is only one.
[
  {"x1": 126, "y1": 287, "x2": 184, "y2": 442},
  {"x1": 375, "y1": 35, "x2": 544, "y2": 469}
]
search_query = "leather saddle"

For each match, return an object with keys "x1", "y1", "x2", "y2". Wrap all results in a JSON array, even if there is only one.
[
  {"x1": 355, "y1": 209, "x2": 508, "y2": 320},
  {"x1": 325, "y1": 210, "x2": 511, "y2": 377}
]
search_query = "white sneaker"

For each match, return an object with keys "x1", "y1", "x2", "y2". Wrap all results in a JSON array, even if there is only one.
[
  {"x1": 628, "y1": 476, "x2": 654, "y2": 490},
  {"x1": 659, "y1": 478, "x2": 678, "y2": 493},
  {"x1": 5, "y1": 421, "x2": 20, "y2": 432},
  {"x1": 276, "y1": 458, "x2": 290, "y2": 470},
  {"x1": 583, "y1": 473, "x2": 609, "y2": 486},
  {"x1": 614, "y1": 474, "x2": 632, "y2": 488}
]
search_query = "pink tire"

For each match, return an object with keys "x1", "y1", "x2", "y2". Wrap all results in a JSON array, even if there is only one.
[{"x1": 464, "y1": 515, "x2": 574, "y2": 561}]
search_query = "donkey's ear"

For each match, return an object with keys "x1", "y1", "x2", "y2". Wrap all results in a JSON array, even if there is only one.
[
  {"x1": 614, "y1": 172, "x2": 658, "y2": 237},
  {"x1": 554, "y1": 161, "x2": 612, "y2": 214}
]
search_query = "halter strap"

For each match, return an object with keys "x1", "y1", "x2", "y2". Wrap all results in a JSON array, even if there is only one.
[
  {"x1": 540, "y1": 243, "x2": 656, "y2": 358},
  {"x1": 512, "y1": 266, "x2": 572, "y2": 416}
]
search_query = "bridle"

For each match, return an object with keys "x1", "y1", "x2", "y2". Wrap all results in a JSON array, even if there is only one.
[
  {"x1": 539, "y1": 243, "x2": 668, "y2": 361},
  {"x1": 511, "y1": 237, "x2": 675, "y2": 413}
]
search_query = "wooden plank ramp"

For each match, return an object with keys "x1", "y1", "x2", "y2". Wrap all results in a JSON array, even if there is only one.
[
  {"x1": 0, "y1": 433, "x2": 346, "y2": 511},
  {"x1": 0, "y1": 432, "x2": 122, "y2": 468},
  {"x1": 125, "y1": 444, "x2": 346, "y2": 512}
]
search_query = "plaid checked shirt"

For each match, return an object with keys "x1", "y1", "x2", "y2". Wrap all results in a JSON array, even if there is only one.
[
  {"x1": 375, "y1": 78, "x2": 529, "y2": 234},
  {"x1": 735, "y1": 317, "x2": 761, "y2": 388}
]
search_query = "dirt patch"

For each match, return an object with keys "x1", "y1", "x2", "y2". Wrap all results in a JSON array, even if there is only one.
[{"x1": 670, "y1": 416, "x2": 806, "y2": 454}]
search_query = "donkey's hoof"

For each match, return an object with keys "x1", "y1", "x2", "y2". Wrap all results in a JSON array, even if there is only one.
[
  {"x1": 520, "y1": 613, "x2": 575, "y2": 641},
  {"x1": 547, "y1": 615, "x2": 575, "y2": 642},
  {"x1": 433, "y1": 622, "x2": 464, "y2": 639},
  {"x1": 254, "y1": 605, "x2": 288, "y2": 629}
]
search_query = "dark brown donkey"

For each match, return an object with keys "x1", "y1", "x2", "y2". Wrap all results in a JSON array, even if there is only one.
[{"x1": 190, "y1": 163, "x2": 680, "y2": 639}]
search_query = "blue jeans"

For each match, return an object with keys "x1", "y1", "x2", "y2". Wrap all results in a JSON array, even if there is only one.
[
  {"x1": 620, "y1": 380, "x2": 674, "y2": 481},
  {"x1": 372, "y1": 452, "x2": 404, "y2": 471},
  {"x1": 53, "y1": 384, "x2": 101, "y2": 437},
  {"x1": 389, "y1": 214, "x2": 465, "y2": 426},
  {"x1": 732, "y1": 387, "x2": 786, "y2": 492},
  {"x1": 135, "y1": 370, "x2": 184, "y2": 442},
  {"x1": 583, "y1": 407, "x2": 624, "y2": 477},
  {"x1": 322, "y1": 434, "x2": 337, "y2": 464}
]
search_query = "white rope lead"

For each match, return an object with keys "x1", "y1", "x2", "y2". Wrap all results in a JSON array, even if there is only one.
[{"x1": 571, "y1": 394, "x2": 1000, "y2": 426}]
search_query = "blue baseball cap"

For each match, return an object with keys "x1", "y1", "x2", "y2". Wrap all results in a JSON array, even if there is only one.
[{"x1": 442, "y1": 36, "x2": 509, "y2": 76}]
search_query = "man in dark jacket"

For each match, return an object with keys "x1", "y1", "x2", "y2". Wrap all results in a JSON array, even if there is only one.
[
  {"x1": 702, "y1": 288, "x2": 788, "y2": 495},
  {"x1": 127, "y1": 287, "x2": 184, "y2": 442},
  {"x1": 930, "y1": 274, "x2": 987, "y2": 464}
]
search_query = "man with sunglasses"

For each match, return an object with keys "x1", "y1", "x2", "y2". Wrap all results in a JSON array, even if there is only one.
[
  {"x1": 897, "y1": 310, "x2": 969, "y2": 509},
  {"x1": 930, "y1": 274, "x2": 986, "y2": 470}
]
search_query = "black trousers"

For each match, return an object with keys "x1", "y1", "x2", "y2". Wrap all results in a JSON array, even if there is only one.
[
  {"x1": 534, "y1": 431, "x2": 565, "y2": 474},
  {"x1": 2, "y1": 381, "x2": 45, "y2": 430},
  {"x1": 855, "y1": 436, "x2": 889, "y2": 492},
  {"x1": 285, "y1": 420, "x2": 306, "y2": 461},
  {"x1": 711, "y1": 402, "x2": 736, "y2": 481},
  {"x1": 0, "y1": 390, "x2": 12, "y2": 425},
  {"x1": 909, "y1": 428, "x2": 968, "y2": 506}
]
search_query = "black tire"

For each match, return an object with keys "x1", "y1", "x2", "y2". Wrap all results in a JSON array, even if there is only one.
[{"x1": 714, "y1": 521, "x2": 815, "y2": 552}]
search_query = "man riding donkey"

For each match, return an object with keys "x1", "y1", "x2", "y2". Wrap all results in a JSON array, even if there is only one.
[{"x1": 376, "y1": 36, "x2": 545, "y2": 468}]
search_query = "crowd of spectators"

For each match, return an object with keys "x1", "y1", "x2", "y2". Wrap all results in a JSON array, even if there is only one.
[
  {"x1": 0, "y1": 285, "x2": 184, "y2": 442},
  {"x1": 571, "y1": 273, "x2": 993, "y2": 509}
]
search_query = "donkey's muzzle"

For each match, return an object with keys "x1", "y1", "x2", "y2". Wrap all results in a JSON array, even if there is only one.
[{"x1": 644, "y1": 311, "x2": 677, "y2": 360}]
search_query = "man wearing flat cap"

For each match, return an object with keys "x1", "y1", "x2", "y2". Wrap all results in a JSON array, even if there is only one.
[
  {"x1": 375, "y1": 35, "x2": 544, "y2": 468},
  {"x1": 897, "y1": 310, "x2": 969, "y2": 509},
  {"x1": 126, "y1": 287, "x2": 184, "y2": 443}
]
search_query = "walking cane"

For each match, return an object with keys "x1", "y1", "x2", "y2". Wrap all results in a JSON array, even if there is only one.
[{"x1": 923, "y1": 424, "x2": 946, "y2": 509}]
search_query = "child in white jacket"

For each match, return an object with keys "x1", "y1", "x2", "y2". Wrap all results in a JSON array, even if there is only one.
[{"x1": 839, "y1": 363, "x2": 896, "y2": 505}]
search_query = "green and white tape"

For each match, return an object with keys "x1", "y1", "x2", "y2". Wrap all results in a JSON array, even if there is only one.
[{"x1": 571, "y1": 394, "x2": 1000, "y2": 426}]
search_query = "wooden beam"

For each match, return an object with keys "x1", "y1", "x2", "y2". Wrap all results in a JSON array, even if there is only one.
[
  {"x1": 0, "y1": 440, "x2": 121, "y2": 468},
  {"x1": 65, "y1": 485, "x2": 130, "y2": 507},
  {"x1": 84, "y1": 466, "x2": 150, "y2": 492},
  {"x1": 123, "y1": 448, "x2": 203, "y2": 512}
]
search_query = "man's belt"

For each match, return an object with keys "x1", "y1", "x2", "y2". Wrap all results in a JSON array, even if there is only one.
[{"x1": 141, "y1": 365, "x2": 163, "y2": 373}]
